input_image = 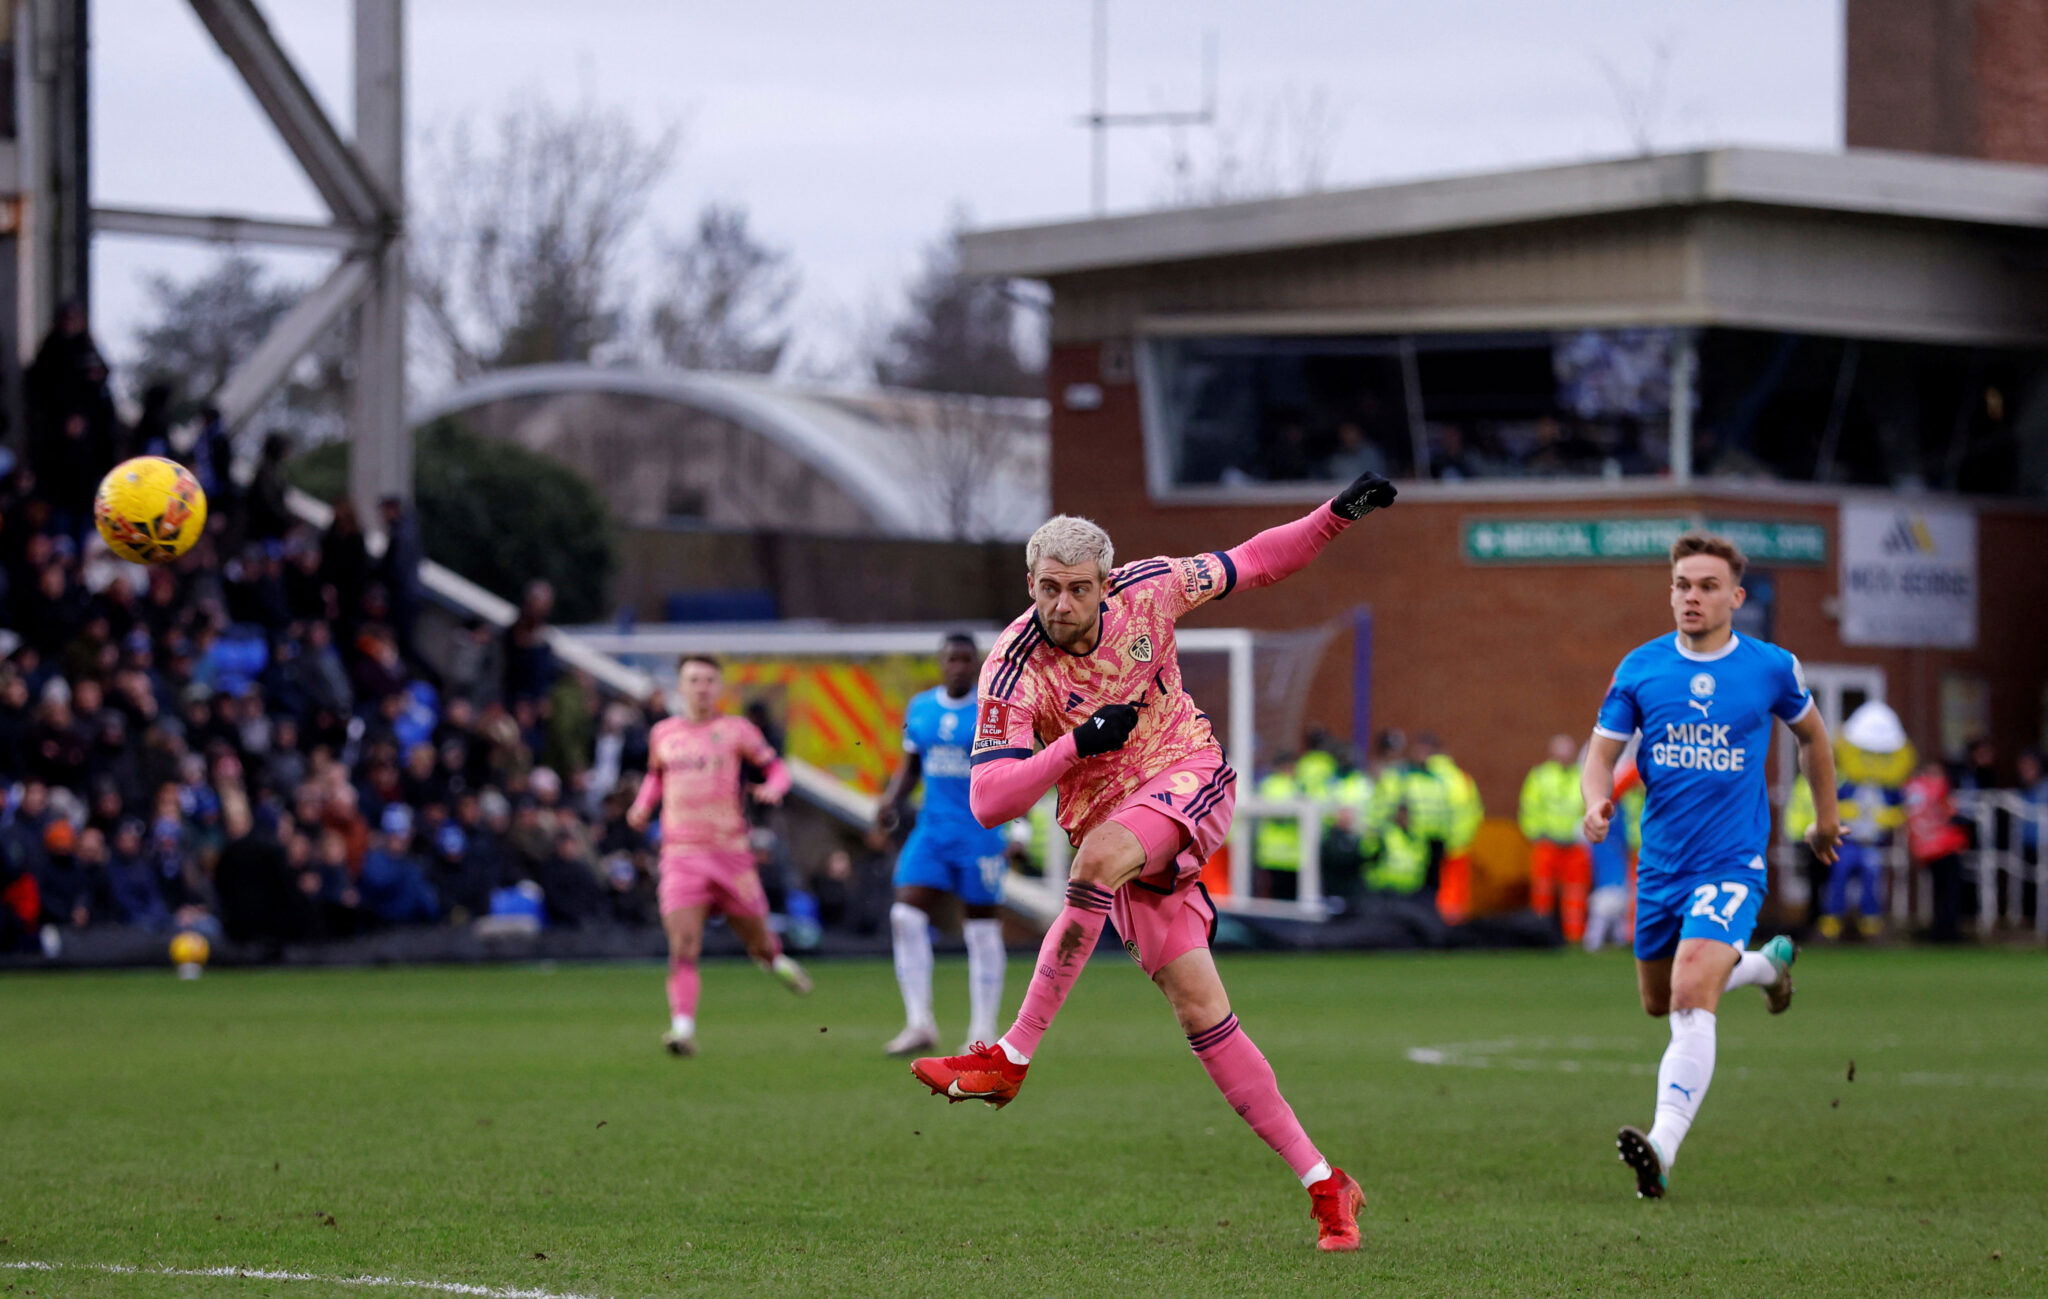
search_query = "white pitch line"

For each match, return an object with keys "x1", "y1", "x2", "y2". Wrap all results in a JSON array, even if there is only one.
[{"x1": 0, "y1": 1260, "x2": 604, "y2": 1299}]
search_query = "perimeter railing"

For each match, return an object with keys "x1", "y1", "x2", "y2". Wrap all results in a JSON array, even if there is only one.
[{"x1": 1953, "y1": 791, "x2": 2046, "y2": 939}]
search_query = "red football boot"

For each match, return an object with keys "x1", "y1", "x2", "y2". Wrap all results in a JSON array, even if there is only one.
[
  {"x1": 910, "y1": 1041, "x2": 1028, "y2": 1109},
  {"x1": 1308, "y1": 1167, "x2": 1366, "y2": 1252}
]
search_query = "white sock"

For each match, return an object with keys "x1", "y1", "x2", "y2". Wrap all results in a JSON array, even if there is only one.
[
  {"x1": 770, "y1": 954, "x2": 803, "y2": 980},
  {"x1": 890, "y1": 902, "x2": 936, "y2": 1030},
  {"x1": 669, "y1": 1014, "x2": 695, "y2": 1038},
  {"x1": 1724, "y1": 948, "x2": 1776, "y2": 990},
  {"x1": 1581, "y1": 913, "x2": 1608, "y2": 953},
  {"x1": 996, "y1": 1035, "x2": 1030, "y2": 1065},
  {"x1": 963, "y1": 917, "x2": 1005, "y2": 1042},
  {"x1": 1584, "y1": 886, "x2": 1625, "y2": 953},
  {"x1": 1646, "y1": 1008, "x2": 1717, "y2": 1168},
  {"x1": 1299, "y1": 1159, "x2": 1333, "y2": 1189}
]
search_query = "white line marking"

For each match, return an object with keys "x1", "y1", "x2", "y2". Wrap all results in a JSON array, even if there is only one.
[
  {"x1": 1404, "y1": 1037, "x2": 2048, "y2": 1089},
  {"x1": 0, "y1": 1260, "x2": 603, "y2": 1298}
]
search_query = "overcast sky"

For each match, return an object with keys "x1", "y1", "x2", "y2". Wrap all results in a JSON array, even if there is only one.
[{"x1": 90, "y1": 0, "x2": 1844, "y2": 390}]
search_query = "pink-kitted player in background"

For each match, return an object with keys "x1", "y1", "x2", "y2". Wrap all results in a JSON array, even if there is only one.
[
  {"x1": 628, "y1": 654, "x2": 811, "y2": 1057},
  {"x1": 909, "y1": 468, "x2": 1398, "y2": 1253}
]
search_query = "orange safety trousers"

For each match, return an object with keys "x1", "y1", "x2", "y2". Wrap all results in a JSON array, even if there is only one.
[
  {"x1": 1437, "y1": 852, "x2": 1472, "y2": 925},
  {"x1": 1529, "y1": 840, "x2": 1592, "y2": 943}
]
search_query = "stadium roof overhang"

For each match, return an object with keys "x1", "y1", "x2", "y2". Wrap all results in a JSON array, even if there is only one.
[
  {"x1": 962, "y1": 147, "x2": 2048, "y2": 348},
  {"x1": 961, "y1": 147, "x2": 2048, "y2": 276},
  {"x1": 411, "y1": 364, "x2": 1049, "y2": 540}
]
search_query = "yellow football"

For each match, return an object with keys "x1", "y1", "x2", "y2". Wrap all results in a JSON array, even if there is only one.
[
  {"x1": 168, "y1": 930, "x2": 211, "y2": 968},
  {"x1": 95, "y1": 456, "x2": 208, "y2": 565}
]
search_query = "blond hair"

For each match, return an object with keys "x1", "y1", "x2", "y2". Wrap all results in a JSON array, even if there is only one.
[
  {"x1": 1670, "y1": 531, "x2": 1747, "y2": 583},
  {"x1": 1025, "y1": 514, "x2": 1114, "y2": 580}
]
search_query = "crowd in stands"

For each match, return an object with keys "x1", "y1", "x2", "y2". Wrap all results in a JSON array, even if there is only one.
[{"x1": 0, "y1": 306, "x2": 903, "y2": 960}]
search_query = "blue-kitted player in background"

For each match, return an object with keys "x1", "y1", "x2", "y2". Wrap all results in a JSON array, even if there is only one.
[
  {"x1": 1581, "y1": 533, "x2": 1843, "y2": 1199},
  {"x1": 877, "y1": 633, "x2": 1010, "y2": 1056}
]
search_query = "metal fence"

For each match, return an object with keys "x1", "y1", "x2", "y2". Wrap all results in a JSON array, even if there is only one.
[
  {"x1": 1951, "y1": 791, "x2": 2045, "y2": 939},
  {"x1": 1795, "y1": 791, "x2": 2048, "y2": 939}
]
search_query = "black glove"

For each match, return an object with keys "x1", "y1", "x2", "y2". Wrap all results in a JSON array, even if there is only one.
[
  {"x1": 1073, "y1": 703, "x2": 1139, "y2": 758},
  {"x1": 1331, "y1": 470, "x2": 1397, "y2": 521}
]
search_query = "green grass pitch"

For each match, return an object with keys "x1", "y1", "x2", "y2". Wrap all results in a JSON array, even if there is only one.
[{"x1": 2, "y1": 947, "x2": 2042, "y2": 1297}]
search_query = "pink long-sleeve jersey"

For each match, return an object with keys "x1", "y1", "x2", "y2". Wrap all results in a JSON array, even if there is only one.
[
  {"x1": 631, "y1": 714, "x2": 790, "y2": 854},
  {"x1": 968, "y1": 501, "x2": 1354, "y2": 842}
]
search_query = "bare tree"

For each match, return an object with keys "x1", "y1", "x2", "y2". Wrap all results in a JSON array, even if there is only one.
[
  {"x1": 1157, "y1": 85, "x2": 1345, "y2": 207},
  {"x1": 1595, "y1": 37, "x2": 1676, "y2": 157},
  {"x1": 130, "y1": 251, "x2": 351, "y2": 440},
  {"x1": 777, "y1": 295, "x2": 877, "y2": 386},
  {"x1": 133, "y1": 253, "x2": 292, "y2": 400},
  {"x1": 900, "y1": 394, "x2": 1038, "y2": 540},
  {"x1": 411, "y1": 94, "x2": 681, "y2": 381},
  {"x1": 871, "y1": 208, "x2": 1040, "y2": 399},
  {"x1": 644, "y1": 203, "x2": 799, "y2": 374}
]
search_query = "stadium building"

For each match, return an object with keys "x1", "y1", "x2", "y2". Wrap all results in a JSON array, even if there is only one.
[
  {"x1": 960, "y1": 144, "x2": 2048, "y2": 806},
  {"x1": 414, "y1": 363, "x2": 1048, "y2": 625}
]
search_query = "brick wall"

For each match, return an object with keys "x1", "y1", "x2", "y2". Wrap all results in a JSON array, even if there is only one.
[
  {"x1": 1974, "y1": 0, "x2": 2048, "y2": 163},
  {"x1": 1847, "y1": 0, "x2": 2048, "y2": 165}
]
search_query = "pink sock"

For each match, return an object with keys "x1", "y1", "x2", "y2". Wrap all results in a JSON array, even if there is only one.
[
  {"x1": 1002, "y1": 880, "x2": 1112, "y2": 1058},
  {"x1": 666, "y1": 959, "x2": 700, "y2": 1018},
  {"x1": 1188, "y1": 1015, "x2": 1324, "y2": 1181}
]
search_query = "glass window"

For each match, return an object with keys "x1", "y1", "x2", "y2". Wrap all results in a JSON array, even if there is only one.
[
  {"x1": 1145, "y1": 327, "x2": 2048, "y2": 497},
  {"x1": 1694, "y1": 329, "x2": 2048, "y2": 497},
  {"x1": 1145, "y1": 330, "x2": 1676, "y2": 489}
]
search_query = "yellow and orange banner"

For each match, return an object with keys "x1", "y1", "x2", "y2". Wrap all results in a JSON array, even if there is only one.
[{"x1": 725, "y1": 655, "x2": 937, "y2": 794}]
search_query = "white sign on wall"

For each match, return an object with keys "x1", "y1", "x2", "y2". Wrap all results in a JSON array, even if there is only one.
[{"x1": 1839, "y1": 503, "x2": 1977, "y2": 649}]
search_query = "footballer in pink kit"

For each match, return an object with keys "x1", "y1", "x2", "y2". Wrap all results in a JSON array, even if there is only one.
[
  {"x1": 628, "y1": 655, "x2": 811, "y2": 1056},
  {"x1": 909, "y1": 469, "x2": 1398, "y2": 1252}
]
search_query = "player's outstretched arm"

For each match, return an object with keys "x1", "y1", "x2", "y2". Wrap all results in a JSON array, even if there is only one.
[
  {"x1": 969, "y1": 733, "x2": 1079, "y2": 828},
  {"x1": 968, "y1": 704, "x2": 1137, "y2": 828},
  {"x1": 1789, "y1": 707, "x2": 1843, "y2": 863},
  {"x1": 1580, "y1": 731, "x2": 1627, "y2": 843},
  {"x1": 1221, "y1": 471, "x2": 1397, "y2": 595}
]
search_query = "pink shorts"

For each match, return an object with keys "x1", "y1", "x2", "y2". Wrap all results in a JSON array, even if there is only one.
[
  {"x1": 658, "y1": 850, "x2": 768, "y2": 919},
  {"x1": 1105, "y1": 748, "x2": 1237, "y2": 890},
  {"x1": 1111, "y1": 865, "x2": 1221, "y2": 977},
  {"x1": 1102, "y1": 749, "x2": 1235, "y2": 977}
]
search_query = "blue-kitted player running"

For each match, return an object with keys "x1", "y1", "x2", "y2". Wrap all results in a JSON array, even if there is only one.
[
  {"x1": 877, "y1": 633, "x2": 1011, "y2": 1056},
  {"x1": 1581, "y1": 532, "x2": 1843, "y2": 1199}
]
